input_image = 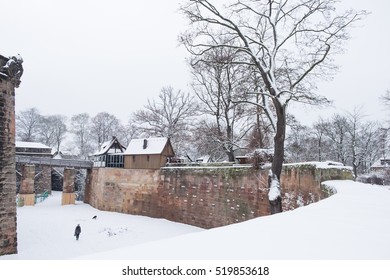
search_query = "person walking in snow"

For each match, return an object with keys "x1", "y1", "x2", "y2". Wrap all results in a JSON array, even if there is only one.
[{"x1": 74, "y1": 224, "x2": 81, "y2": 240}]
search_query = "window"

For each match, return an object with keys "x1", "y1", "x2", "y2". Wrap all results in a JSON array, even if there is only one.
[{"x1": 106, "y1": 154, "x2": 124, "y2": 168}]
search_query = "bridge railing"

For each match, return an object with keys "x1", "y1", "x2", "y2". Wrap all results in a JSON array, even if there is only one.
[{"x1": 15, "y1": 155, "x2": 93, "y2": 169}]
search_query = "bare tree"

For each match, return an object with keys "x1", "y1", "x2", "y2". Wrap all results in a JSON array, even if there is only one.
[
  {"x1": 193, "y1": 120, "x2": 231, "y2": 161},
  {"x1": 345, "y1": 108, "x2": 364, "y2": 178},
  {"x1": 359, "y1": 121, "x2": 381, "y2": 173},
  {"x1": 116, "y1": 122, "x2": 139, "y2": 148},
  {"x1": 16, "y1": 107, "x2": 41, "y2": 141},
  {"x1": 90, "y1": 112, "x2": 122, "y2": 148},
  {"x1": 380, "y1": 89, "x2": 390, "y2": 109},
  {"x1": 51, "y1": 115, "x2": 67, "y2": 153},
  {"x1": 190, "y1": 47, "x2": 252, "y2": 161},
  {"x1": 344, "y1": 108, "x2": 381, "y2": 178},
  {"x1": 241, "y1": 67, "x2": 275, "y2": 150},
  {"x1": 70, "y1": 113, "x2": 94, "y2": 159},
  {"x1": 180, "y1": 0, "x2": 366, "y2": 213},
  {"x1": 37, "y1": 115, "x2": 67, "y2": 152},
  {"x1": 132, "y1": 86, "x2": 199, "y2": 155},
  {"x1": 323, "y1": 114, "x2": 349, "y2": 164},
  {"x1": 285, "y1": 122, "x2": 311, "y2": 162},
  {"x1": 312, "y1": 118, "x2": 330, "y2": 162}
]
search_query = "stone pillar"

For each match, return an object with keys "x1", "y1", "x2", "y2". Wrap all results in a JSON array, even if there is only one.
[
  {"x1": 62, "y1": 168, "x2": 76, "y2": 205},
  {"x1": 19, "y1": 164, "x2": 36, "y2": 206},
  {"x1": 35, "y1": 165, "x2": 52, "y2": 194},
  {"x1": 0, "y1": 73, "x2": 17, "y2": 255},
  {"x1": 0, "y1": 53, "x2": 23, "y2": 256}
]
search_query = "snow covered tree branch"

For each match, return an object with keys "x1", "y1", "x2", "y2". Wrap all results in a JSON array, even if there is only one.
[{"x1": 180, "y1": 0, "x2": 367, "y2": 214}]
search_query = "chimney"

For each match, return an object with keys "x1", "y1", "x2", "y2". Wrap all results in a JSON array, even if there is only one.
[{"x1": 143, "y1": 139, "x2": 148, "y2": 149}]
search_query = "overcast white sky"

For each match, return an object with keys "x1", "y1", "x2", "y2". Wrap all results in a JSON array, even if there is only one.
[{"x1": 2, "y1": 0, "x2": 389, "y2": 125}]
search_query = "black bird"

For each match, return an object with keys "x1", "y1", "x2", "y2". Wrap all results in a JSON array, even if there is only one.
[{"x1": 92, "y1": 215, "x2": 97, "y2": 219}]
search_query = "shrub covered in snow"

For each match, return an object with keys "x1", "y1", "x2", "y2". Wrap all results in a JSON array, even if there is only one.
[
  {"x1": 247, "y1": 148, "x2": 273, "y2": 170},
  {"x1": 357, "y1": 170, "x2": 390, "y2": 186}
]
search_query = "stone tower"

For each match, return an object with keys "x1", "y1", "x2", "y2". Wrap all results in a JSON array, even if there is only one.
[{"x1": 0, "y1": 54, "x2": 23, "y2": 256}]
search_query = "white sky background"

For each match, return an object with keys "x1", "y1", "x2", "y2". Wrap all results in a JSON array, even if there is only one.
[{"x1": 1, "y1": 0, "x2": 390, "y2": 125}]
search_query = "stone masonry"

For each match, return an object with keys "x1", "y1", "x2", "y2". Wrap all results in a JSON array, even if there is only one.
[
  {"x1": 0, "y1": 75, "x2": 18, "y2": 255},
  {"x1": 85, "y1": 163, "x2": 353, "y2": 229},
  {"x1": 35, "y1": 165, "x2": 52, "y2": 195},
  {"x1": 19, "y1": 164, "x2": 35, "y2": 206},
  {"x1": 84, "y1": 168, "x2": 161, "y2": 215},
  {"x1": 62, "y1": 168, "x2": 76, "y2": 205}
]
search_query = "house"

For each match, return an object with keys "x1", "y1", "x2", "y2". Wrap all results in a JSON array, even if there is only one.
[
  {"x1": 16, "y1": 141, "x2": 53, "y2": 157},
  {"x1": 371, "y1": 158, "x2": 390, "y2": 172},
  {"x1": 124, "y1": 137, "x2": 175, "y2": 169},
  {"x1": 196, "y1": 155, "x2": 212, "y2": 163},
  {"x1": 92, "y1": 136, "x2": 126, "y2": 168},
  {"x1": 52, "y1": 150, "x2": 79, "y2": 160},
  {"x1": 235, "y1": 155, "x2": 251, "y2": 165}
]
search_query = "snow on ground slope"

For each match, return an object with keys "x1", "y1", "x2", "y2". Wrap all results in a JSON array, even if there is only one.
[
  {"x1": 82, "y1": 180, "x2": 390, "y2": 260},
  {"x1": 1, "y1": 180, "x2": 389, "y2": 260},
  {"x1": 0, "y1": 191, "x2": 203, "y2": 260}
]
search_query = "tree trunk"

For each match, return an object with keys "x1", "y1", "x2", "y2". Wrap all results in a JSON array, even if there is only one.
[
  {"x1": 226, "y1": 148, "x2": 235, "y2": 162},
  {"x1": 268, "y1": 99, "x2": 286, "y2": 214}
]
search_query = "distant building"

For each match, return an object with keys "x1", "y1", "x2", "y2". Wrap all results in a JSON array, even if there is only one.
[
  {"x1": 235, "y1": 155, "x2": 250, "y2": 165},
  {"x1": 93, "y1": 136, "x2": 126, "y2": 168},
  {"x1": 124, "y1": 137, "x2": 175, "y2": 169},
  {"x1": 371, "y1": 158, "x2": 390, "y2": 172},
  {"x1": 16, "y1": 141, "x2": 52, "y2": 157},
  {"x1": 52, "y1": 150, "x2": 79, "y2": 160},
  {"x1": 196, "y1": 155, "x2": 212, "y2": 163}
]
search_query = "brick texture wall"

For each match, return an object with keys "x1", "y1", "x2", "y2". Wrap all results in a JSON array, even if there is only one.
[
  {"x1": 85, "y1": 164, "x2": 353, "y2": 229},
  {"x1": 0, "y1": 79, "x2": 17, "y2": 255},
  {"x1": 85, "y1": 168, "x2": 162, "y2": 215}
]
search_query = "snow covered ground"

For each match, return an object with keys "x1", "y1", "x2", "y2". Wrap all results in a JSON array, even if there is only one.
[
  {"x1": 0, "y1": 192, "x2": 203, "y2": 260},
  {"x1": 1, "y1": 180, "x2": 389, "y2": 279},
  {"x1": 1, "y1": 180, "x2": 390, "y2": 260}
]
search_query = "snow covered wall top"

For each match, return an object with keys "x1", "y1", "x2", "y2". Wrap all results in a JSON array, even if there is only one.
[{"x1": 0, "y1": 54, "x2": 23, "y2": 87}]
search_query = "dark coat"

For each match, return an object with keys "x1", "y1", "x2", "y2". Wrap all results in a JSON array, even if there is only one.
[{"x1": 74, "y1": 225, "x2": 81, "y2": 236}]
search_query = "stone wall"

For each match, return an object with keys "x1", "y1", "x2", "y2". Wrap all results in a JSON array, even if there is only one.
[
  {"x1": 85, "y1": 168, "x2": 162, "y2": 216},
  {"x1": 0, "y1": 78, "x2": 17, "y2": 255},
  {"x1": 280, "y1": 163, "x2": 353, "y2": 211},
  {"x1": 158, "y1": 166, "x2": 269, "y2": 228},
  {"x1": 85, "y1": 163, "x2": 353, "y2": 229}
]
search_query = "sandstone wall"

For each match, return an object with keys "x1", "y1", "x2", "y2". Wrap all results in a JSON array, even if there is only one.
[
  {"x1": 0, "y1": 79, "x2": 17, "y2": 255},
  {"x1": 85, "y1": 163, "x2": 353, "y2": 229},
  {"x1": 85, "y1": 168, "x2": 162, "y2": 216},
  {"x1": 158, "y1": 166, "x2": 269, "y2": 228},
  {"x1": 280, "y1": 163, "x2": 353, "y2": 210}
]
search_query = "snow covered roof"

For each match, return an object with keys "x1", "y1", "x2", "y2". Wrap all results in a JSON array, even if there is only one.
[
  {"x1": 124, "y1": 137, "x2": 170, "y2": 155},
  {"x1": 93, "y1": 136, "x2": 125, "y2": 156},
  {"x1": 52, "y1": 150, "x2": 79, "y2": 160},
  {"x1": 16, "y1": 141, "x2": 51, "y2": 149},
  {"x1": 196, "y1": 155, "x2": 211, "y2": 163},
  {"x1": 371, "y1": 158, "x2": 390, "y2": 169}
]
